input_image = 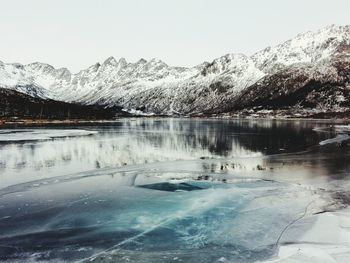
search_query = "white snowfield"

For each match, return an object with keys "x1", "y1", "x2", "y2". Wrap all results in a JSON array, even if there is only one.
[
  {"x1": 1, "y1": 25, "x2": 349, "y2": 114},
  {"x1": 0, "y1": 129, "x2": 97, "y2": 142}
]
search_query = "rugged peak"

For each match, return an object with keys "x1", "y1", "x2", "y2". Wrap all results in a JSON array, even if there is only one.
[
  {"x1": 137, "y1": 58, "x2": 147, "y2": 64},
  {"x1": 149, "y1": 58, "x2": 164, "y2": 63},
  {"x1": 102, "y1": 56, "x2": 118, "y2": 66},
  {"x1": 118, "y1": 57, "x2": 127, "y2": 66},
  {"x1": 148, "y1": 58, "x2": 168, "y2": 68},
  {"x1": 99, "y1": 57, "x2": 128, "y2": 73},
  {"x1": 79, "y1": 62, "x2": 101, "y2": 74},
  {"x1": 25, "y1": 62, "x2": 55, "y2": 73}
]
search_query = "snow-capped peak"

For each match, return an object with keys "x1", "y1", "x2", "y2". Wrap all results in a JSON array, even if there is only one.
[
  {"x1": 102, "y1": 56, "x2": 118, "y2": 66},
  {"x1": 252, "y1": 24, "x2": 350, "y2": 73},
  {"x1": 118, "y1": 58, "x2": 127, "y2": 67},
  {"x1": 25, "y1": 62, "x2": 55, "y2": 72},
  {"x1": 136, "y1": 58, "x2": 147, "y2": 65}
]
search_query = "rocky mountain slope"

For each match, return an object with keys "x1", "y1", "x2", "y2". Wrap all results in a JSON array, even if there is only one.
[
  {"x1": 230, "y1": 43, "x2": 350, "y2": 117},
  {"x1": 1, "y1": 25, "x2": 350, "y2": 117}
]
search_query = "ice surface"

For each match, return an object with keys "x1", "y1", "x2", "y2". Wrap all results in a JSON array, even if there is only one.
[
  {"x1": 261, "y1": 123, "x2": 350, "y2": 263},
  {"x1": 0, "y1": 171, "x2": 318, "y2": 263},
  {"x1": 0, "y1": 129, "x2": 97, "y2": 142},
  {"x1": 0, "y1": 119, "x2": 349, "y2": 262},
  {"x1": 319, "y1": 134, "x2": 350, "y2": 145},
  {"x1": 334, "y1": 125, "x2": 350, "y2": 133},
  {"x1": 313, "y1": 124, "x2": 350, "y2": 145},
  {"x1": 264, "y1": 208, "x2": 350, "y2": 263}
]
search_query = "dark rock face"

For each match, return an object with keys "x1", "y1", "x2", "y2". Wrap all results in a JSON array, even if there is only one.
[{"x1": 0, "y1": 88, "x2": 122, "y2": 119}]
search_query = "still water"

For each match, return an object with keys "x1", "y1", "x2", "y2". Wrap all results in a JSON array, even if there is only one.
[{"x1": 0, "y1": 118, "x2": 349, "y2": 262}]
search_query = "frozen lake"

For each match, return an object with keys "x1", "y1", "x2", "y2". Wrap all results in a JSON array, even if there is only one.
[{"x1": 0, "y1": 118, "x2": 349, "y2": 262}]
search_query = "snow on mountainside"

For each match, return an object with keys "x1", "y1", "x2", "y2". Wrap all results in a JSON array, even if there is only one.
[
  {"x1": 252, "y1": 24, "x2": 350, "y2": 73},
  {"x1": 0, "y1": 54, "x2": 264, "y2": 115},
  {"x1": 232, "y1": 39, "x2": 350, "y2": 117},
  {"x1": 1, "y1": 25, "x2": 350, "y2": 115}
]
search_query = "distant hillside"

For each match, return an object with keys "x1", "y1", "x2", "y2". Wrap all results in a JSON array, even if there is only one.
[{"x1": 0, "y1": 87, "x2": 122, "y2": 119}]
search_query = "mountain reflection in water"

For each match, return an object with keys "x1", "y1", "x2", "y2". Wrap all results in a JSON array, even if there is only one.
[{"x1": 0, "y1": 118, "x2": 344, "y2": 188}]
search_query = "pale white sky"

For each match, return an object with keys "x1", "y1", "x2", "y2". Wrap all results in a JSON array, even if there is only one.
[{"x1": 0, "y1": 0, "x2": 349, "y2": 72}]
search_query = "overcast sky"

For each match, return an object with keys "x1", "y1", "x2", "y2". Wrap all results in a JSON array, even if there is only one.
[{"x1": 0, "y1": 0, "x2": 349, "y2": 72}]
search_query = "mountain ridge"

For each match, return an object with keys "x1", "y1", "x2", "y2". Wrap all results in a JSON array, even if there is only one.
[{"x1": 1, "y1": 25, "x2": 350, "y2": 117}]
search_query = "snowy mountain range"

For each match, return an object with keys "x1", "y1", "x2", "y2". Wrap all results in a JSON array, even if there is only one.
[{"x1": 1, "y1": 24, "x2": 350, "y2": 117}]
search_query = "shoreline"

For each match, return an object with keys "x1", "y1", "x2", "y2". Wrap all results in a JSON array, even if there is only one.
[
  {"x1": 0, "y1": 118, "x2": 123, "y2": 127},
  {"x1": 0, "y1": 115, "x2": 349, "y2": 127}
]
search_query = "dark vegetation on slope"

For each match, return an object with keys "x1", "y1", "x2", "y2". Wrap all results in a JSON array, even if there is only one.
[{"x1": 0, "y1": 87, "x2": 124, "y2": 120}]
